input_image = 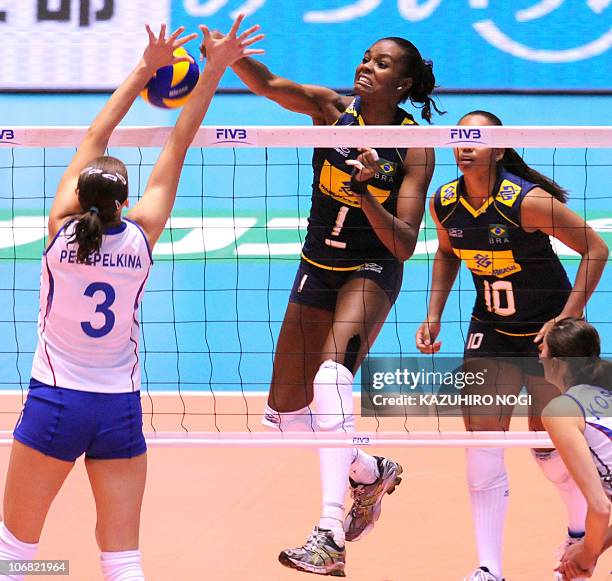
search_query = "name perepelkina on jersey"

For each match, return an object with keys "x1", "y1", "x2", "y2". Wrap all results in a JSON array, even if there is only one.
[{"x1": 59, "y1": 249, "x2": 143, "y2": 269}]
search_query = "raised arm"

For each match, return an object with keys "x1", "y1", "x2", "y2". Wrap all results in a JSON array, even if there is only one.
[
  {"x1": 200, "y1": 34, "x2": 346, "y2": 124},
  {"x1": 127, "y1": 15, "x2": 264, "y2": 247},
  {"x1": 48, "y1": 25, "x2": 197, "y2": 239},
  {"x1": 521, "y1": 188, "x2": 610, "y2": 343}
]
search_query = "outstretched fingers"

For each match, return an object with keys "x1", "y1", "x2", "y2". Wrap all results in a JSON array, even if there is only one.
[
  {"x1": 228, "y1": 13, "x2": 245, "y2": 37},
  {"x1": 238, "y1": 24, "x2": 261, "y2": 42},
  {"x1": 145, "y1": 24, "x2": 155, "y2": 44}
]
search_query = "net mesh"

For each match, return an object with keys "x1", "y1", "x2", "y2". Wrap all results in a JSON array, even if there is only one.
[{"x1": 1, "y1": 126, "x2": 610, "y2": 446}]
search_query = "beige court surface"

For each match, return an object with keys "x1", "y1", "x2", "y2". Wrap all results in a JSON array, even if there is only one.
[{"x1": 0, "y1": 394, "x2": 610, "y2": 580}]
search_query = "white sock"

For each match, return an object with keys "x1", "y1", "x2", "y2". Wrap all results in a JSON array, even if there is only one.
[
  {"x1": 0, "y1": 522, "x2": 38, "y2": 581},
  {"x1": 532, "y1": 449, "x2": 587, "y2": 536},
  {"x1": 314, "y1": 360, "x2": 355, "y2": 545},
  {"x1": 262, "y1": 403, "x2": 314, "y2": 432},
  {"x1": 466, "y1": 448, "x2": 508, "y2": 581},
  {"x1": 350, "y1": 449, "x2": 379, "y2": 485},
  {"x1": 100, "y1": 550, "x2": 144, "y2": 581}
]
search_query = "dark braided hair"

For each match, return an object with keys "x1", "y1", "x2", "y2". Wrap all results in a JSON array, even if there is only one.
[
  {"x1": 70, "y1": 156, "x2": 128, "y2": 263},
  {"x1": 379, "y1": 37, "x2": 445, "y2": 124},
  {"x1": 546, "y1": 317, "x2": 612, "y2": 390},
  {"x1": 460, "y1": 110, "x2": 568, "y2": 203}
]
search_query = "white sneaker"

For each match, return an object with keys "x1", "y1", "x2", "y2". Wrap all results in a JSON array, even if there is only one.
[
  {"x1": 553, "y1": 535, "x2": 586, "y2": 581},
  {"x1": 463, "y1": 567, "x2": 503, "y2": 581}
]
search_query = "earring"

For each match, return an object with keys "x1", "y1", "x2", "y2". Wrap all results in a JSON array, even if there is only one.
[{"x1": 397, "y1": 86, "x2": 403, "y2": 90}]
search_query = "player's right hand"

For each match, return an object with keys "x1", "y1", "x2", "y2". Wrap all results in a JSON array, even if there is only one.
[
  {"x1": 143, "y1": 25, "x2": 198, "y2": 72},
  {"x1": 415, "y1": 320, "x2": 442, "y2": 353}
]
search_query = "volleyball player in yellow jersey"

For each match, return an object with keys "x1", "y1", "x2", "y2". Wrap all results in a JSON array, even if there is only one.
[
  {"x1": 416, "y1": 111, "x2": 608, "y2": 581},
  {"x1": 0, "y1": 18, "x2": 262, "y2": 581},
  {"x1": 209, "y1": 34, "x2": 443, "y2": 575}
]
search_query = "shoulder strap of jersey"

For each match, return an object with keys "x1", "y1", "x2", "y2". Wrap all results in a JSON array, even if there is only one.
[
  {"x1": 492, "y1": 169, "x2": 538, "y2": 227},
  {"x1": 332, "y1": 96, "x2": 363, "y2": 127},
  {"x1": 433, "y1": 179, "x2": 460, "y2": 225},
  {"x1": 397, "y1": 107, "x2": 417, "y2": 126}
]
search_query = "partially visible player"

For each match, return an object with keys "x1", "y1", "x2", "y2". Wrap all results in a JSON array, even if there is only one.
[
  {"x1": 0, "y1": 18, "x2": 262, "y2": 581},
  {"x1": 415, "y1": 111, "x2": 609, "y2": 581},
  {"x1": 540, "y1": 318, "x2": 612, "y2": 580},
  {"x1": 212, "y1": 34, "x2": 441, "y2": 576}
]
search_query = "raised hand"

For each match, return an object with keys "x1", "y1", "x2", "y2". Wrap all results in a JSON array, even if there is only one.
[
  {"x1": 142, "y1": 24, "x2": 198, "y2": 73},
  {"x1": 200, "y1": 14, "x2": 264, "y2": 70}
]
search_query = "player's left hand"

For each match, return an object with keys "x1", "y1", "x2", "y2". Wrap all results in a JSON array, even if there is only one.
[
  {"x1": 534, "y1": 316, "x2": 557, "y2": 345},
  {"x1": 200, "y1": 14, "x2": 264, "y2": 70},
  {"x1": 347, "y1": 147, "x2": 379, "y2": 182}
]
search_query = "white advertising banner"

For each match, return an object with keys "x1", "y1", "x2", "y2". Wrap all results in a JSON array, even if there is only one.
[{"x1": 0, "y1": 1, "x2": 171, "y2": 90}]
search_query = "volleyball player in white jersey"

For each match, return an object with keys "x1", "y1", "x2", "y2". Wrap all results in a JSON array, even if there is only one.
[
  {"x1": 0, "y1": 17, "x2": 262, "y2": 581},
  {"x1": 540, "y1": 318, "x2": 612, "y2": 580}
]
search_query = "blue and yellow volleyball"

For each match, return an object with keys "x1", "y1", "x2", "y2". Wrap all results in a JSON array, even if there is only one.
[{"x1": 141, "y1": 48, "x2": 199, "y2": 109}]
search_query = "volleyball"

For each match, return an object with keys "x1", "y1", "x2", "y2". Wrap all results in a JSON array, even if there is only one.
[{"x1": 141, "y1": 47, "x2": 199, "y2": 109}]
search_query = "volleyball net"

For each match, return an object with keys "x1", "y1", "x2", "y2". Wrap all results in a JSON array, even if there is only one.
[{"x1": 0, "y1": 125, "x2": 610, "y2": 447}]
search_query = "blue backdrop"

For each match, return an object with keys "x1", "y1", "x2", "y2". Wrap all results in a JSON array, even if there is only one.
[{"x1": 172, "y1": 0, "x2": 612, "y2": 91}]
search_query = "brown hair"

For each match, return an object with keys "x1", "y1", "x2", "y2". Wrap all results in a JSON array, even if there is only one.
[
  {"x1": 546, "y1": 317, "x2": 612, "y2": 389},
  {"x1": 70, "y1": 156, "x2": 128, "y2": 263},
  {"x1": 459, "y1": 110, "x2": 568, "y2": 203}
]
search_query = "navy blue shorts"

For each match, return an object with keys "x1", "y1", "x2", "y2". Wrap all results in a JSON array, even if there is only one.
[
  {"x1": 289, "y1": 258, "x2": 403, "y2": 312},
  {"x1": 13, "y1": 379, "x2": 147, "y2": 462},
  {"x1": 464, "y1": 318, "x2": 544, "y2": 376}
]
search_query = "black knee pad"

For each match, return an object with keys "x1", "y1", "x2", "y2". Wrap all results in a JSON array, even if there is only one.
[{"x1": 344, "y1": 334, "x2": 362, "y2": 375}]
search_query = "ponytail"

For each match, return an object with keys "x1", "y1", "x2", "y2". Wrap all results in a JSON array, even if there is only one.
[
  {"x1": 499, "y1": 149, "x2": 568, "y2": 203},
  {"x1": 407, "y1": 58, "x2": 445, "y2": 124},
  {"x1": 71, "y1": 206, "x2": 105, "y2": 263},
  {"x1": 571, "y1": 358, "x2": 612, "y2": 390},
  {"x1": 380, "y1": 37, "x2": 445, "y2": 124},
  {"x1": 460, "y1": 110, "x2": 568, "y2": 203}
]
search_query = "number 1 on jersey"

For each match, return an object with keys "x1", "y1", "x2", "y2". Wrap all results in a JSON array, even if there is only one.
[{"x1": 325, "y1": 206, "x2": 348, "y2": 249}]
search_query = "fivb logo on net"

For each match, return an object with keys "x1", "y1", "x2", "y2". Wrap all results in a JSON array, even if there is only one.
[
  {"x1": 0, "y1": 129, "x2": 16, "y2": 145},
  {"x1": 447, "y1": 128, "x2": 487, "y2": 146},
  {"x1": 212, "y1": 128, "x2": 253, "y2": 145}
]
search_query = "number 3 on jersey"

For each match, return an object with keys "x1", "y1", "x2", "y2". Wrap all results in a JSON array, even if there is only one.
[
  {"x1": 81, "y1": 282, "x2": 116, "y2": 338},
  {"x1": 325, "y1": 206, "x2": 349, "y2": 249}
]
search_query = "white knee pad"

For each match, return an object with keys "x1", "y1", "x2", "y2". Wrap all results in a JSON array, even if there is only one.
[
  {"x1": 101, "y1": 550, "x2": 144, "y2": 581},
  {"x1": 466, "y1": 448, "x2": 508, "y2": 492},
  {"x1": 262, "y1": 403, "x2": 314, "y2": 432},
  {"x1": 0, "y1": 522, "x2": 38, "y2": 581},
  {"x1": 313, "y1": 360, "x2": 355, "y2": 432}
]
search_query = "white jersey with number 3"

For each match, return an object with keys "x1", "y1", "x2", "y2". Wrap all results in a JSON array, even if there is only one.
[
  {"x1": 31, "y1": 219, "x2": 152, "y2": 394},
  {"x1": 564, "y1": 384, "x2": 612, "y2": 497}
]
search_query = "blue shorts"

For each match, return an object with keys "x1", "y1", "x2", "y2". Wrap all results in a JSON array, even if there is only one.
[
  {"x1": 13, "y1": 379, "x2": 147, "y2": 462},
  {"x1": 289, "y1": 258, "x2": 403, "y2": 312}
]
